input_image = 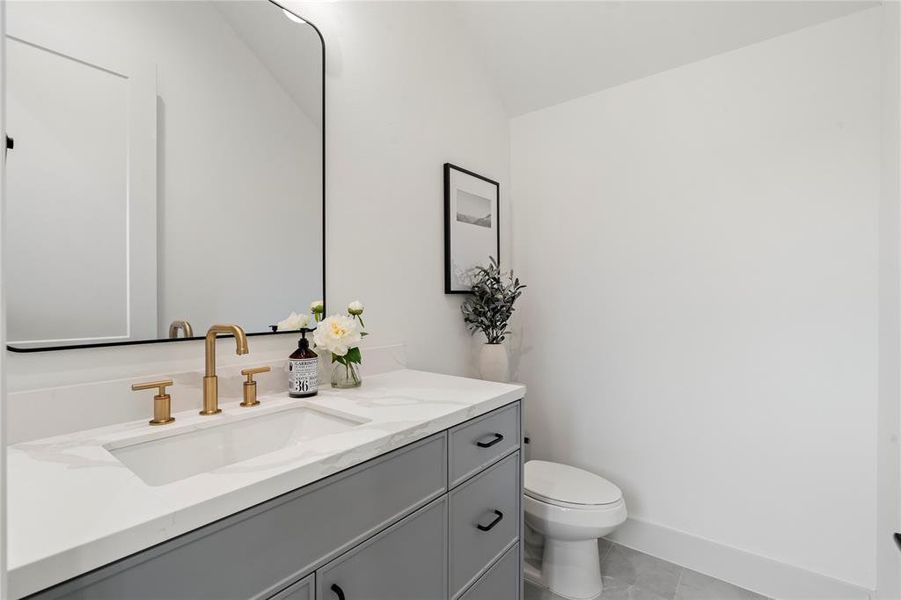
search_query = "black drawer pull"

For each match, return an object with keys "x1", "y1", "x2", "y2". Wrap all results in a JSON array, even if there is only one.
[
  {"x1": 477, "y1": 509, "x2": 504, "y2": 532},
  {"x1": 331, "y1": 584, "x2": 346, "y2": 600},
  {"x1": 476, "y1": 433, "x2": 504, "y2": 448}
]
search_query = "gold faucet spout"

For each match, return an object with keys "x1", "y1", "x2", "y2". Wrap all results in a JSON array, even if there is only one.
[
  {"x1": 201, "y1": 324, "x2": 248, "y2": 415},
  {"x1": 204, "y1": 324, "x2": 249, "y2": 375}
]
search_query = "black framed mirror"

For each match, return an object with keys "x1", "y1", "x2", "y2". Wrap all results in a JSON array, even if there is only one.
[{"x1": 4, "y1": 0, "x2": 325, "y2": 352}]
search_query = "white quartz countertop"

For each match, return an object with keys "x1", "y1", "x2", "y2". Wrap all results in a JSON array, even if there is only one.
[{"x1": 7, "y1": 369, "x2": 525, "y2": 599}]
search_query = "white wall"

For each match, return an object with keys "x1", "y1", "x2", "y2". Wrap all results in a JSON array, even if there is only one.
[
  {"x1": 285, "y1": 0, "x2": 511, "y2": 377},
  {"x1": 6, "y1": 1, "x2": 509, "y2": 389},
  {"x1": 878, "y1": 2, "x2": 901, "y2": 598},
  {"x1": 512, "y1": 8, "x2": 881, "y2": 595}
]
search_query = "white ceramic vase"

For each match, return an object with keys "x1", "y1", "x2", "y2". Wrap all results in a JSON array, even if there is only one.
[{"x1": 479, "y1": 343, "x2": 510, "y2": 382}]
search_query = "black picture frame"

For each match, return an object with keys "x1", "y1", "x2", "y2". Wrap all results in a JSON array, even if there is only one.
[
  {"x1": 444, "y1": 163, "x2": 500, "y2": 294},
  {"x1": 7, "y1": 2, "x2": 327, "y2": 353}
]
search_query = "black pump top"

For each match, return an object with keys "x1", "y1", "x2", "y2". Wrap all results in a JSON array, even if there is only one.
[{"x1": 298, "y1": 328, "x2": 311, "y2": 349}]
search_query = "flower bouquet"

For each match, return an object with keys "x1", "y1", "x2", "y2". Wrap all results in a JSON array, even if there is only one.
[{"x1": 314, "y1": 301, "x2": 367, "y2": 388}]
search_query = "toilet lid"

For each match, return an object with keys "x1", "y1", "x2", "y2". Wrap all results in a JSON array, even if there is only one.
[{"x1": 524, "y1": 460, "x2": 622, "y2": 506}]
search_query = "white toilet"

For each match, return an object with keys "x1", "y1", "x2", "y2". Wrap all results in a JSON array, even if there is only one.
[{"x1": 523, "y1": 460, "x2": 627, "y2": 600}]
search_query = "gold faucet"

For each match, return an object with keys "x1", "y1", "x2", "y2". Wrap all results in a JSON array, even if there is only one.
[
  {"x1": 201, "y1": 324, "x2": 248, "y2": 415},
  {"x1": 168, "y1": 319, "x2": 194, "y2": 339}
]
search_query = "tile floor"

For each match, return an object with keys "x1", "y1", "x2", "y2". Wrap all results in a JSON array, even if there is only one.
[{"x1": 524, "y1": 540, "x2": 769, "y2": 600}]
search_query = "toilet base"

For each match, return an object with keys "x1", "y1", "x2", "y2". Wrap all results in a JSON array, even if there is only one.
[
  {"x1": 540, "y1": 538, "x2": 603, "y2": 600},
  {"x1": 523, "y1": 539, "x2": 604, "y2": 600}
]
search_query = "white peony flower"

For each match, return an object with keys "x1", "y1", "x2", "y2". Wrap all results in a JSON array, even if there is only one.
[
  {"x1": 347, "y1": 300, "x2": 364, "y2": 316},
  {"x1": 276, "y1": 311, "x2": 311, "y2": 331},
  {"x1": 313, "y1": 314, "x2": 361, "y2": 357}
]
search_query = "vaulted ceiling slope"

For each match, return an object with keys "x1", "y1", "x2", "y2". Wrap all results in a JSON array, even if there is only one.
[
  {"x1": 454, "y1": 1, "x2": 877, "y2": 117},
  {"x1": 214, "y1": 1, "x2": 322, "y2": 126}
]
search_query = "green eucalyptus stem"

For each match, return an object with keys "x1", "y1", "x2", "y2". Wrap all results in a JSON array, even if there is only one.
[{"x1": 461, "y1": 257, "x2": 526, "y2": 344}]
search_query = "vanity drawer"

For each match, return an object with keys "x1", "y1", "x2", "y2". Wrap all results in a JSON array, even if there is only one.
[
  {"x1": 268, "y1": 574, "x2": 314, "y2": 600},
  {"x1": 29, "y1": 433, "x2": 447, "y2": 600},
  {"x1": 316, "y1": 497, "x2": 448, "y2": 600},
  {"x1": 449, "y1": 451, "x2": 521, "y2": 598},
  {"x1": 458, "y1": 543, "x2": 520, "y2": 600},
  {"x1": 449, "y1": 402, "x2": 520, "y2": 487}
]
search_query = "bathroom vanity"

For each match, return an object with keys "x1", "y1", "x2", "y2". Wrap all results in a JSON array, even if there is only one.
[{"x1": 7, "y1": 370, "x2": 525, "y2": 600}]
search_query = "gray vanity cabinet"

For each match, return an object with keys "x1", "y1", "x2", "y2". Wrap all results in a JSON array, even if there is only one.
[{"x1": 26, "y1": 401, "x2": 522, "y2": 600}]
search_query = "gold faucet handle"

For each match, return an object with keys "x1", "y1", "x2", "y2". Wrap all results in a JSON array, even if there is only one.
[
  {"x1": 131, "y1": 379, "x2": 175, "y2": 425},
  {"x1": 131, "y1": 379, "x2": 173, "y2": 395},
  {"x1": 240, "y1": 367, "x2": 270, "y2": 407},
  {"x1": 241, "y1": 366, "x2": 271, "y2": 382}
]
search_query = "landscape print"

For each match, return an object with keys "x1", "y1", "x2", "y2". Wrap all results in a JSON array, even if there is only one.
[
  {"x1": 456, "y1": 190, "x2": 493, "y2": 228},
  {"x1": 445, "y1": 163, "x2": 499, "y2": 293}
]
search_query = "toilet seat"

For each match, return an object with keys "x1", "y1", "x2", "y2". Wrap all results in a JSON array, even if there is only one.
[
  {"x1": 525, "y1": 491, "x2": 624, "y2": 511},
  {"x1": 525, "y1": 460, "x2": 622, "y2": 508}
]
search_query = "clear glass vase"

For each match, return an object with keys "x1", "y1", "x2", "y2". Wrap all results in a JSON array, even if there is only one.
[{"x1": 331, "y1": 361, "x2": 362, "y2": 389}]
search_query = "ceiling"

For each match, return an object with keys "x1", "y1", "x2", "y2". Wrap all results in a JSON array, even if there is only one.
[
  {"x1": 454, "y1": 1, "x2": 878, "y2": 117},
  {"x1": 214, "y1": 1, "x2": 322, "y2": 126}
]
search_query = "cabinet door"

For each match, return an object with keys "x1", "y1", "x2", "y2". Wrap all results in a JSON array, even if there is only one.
[
  {"x1": 459, "y1": 544, "x2": 520, "y2": 600},
  {"x1": 268, "y1": 574, "x2": 314, "y2": 600},
  {"x1": 449, "y1": 452, "x2": 521, "y2": 597},
  {"x1": 317, "y1": 498, "x2": 447, "y2": 600}
]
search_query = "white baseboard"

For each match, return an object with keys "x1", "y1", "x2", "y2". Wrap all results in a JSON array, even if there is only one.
[{"x1": 606, "y1": 518, "x2": 873, "y2": 600}]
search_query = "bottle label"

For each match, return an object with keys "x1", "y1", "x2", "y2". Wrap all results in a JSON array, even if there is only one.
[{"x1": 289, "y1": 358, "x2": 319, "y2": 395}]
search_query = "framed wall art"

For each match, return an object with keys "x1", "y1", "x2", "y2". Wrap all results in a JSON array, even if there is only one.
[{"x1": 444, "y1": 163, "x2": 500, "y2": 294}]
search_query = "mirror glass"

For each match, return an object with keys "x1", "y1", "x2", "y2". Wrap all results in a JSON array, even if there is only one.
[{"x1": 5, "y1": 0, "x2": 324, "y2": 350}]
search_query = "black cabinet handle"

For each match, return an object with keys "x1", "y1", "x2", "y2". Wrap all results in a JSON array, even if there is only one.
[
  {"x1": 476, "y1": 433, "x2": 504, "y2": 448},
  {"x1": 477, "y1": 509, "x2": 504, "y2": 532},
  {"x1": 331, "y1": 584, "x2": 346, "y2": 600}
]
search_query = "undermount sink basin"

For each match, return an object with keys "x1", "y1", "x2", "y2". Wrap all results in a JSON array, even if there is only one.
[{"x1": 107, "y1": 405, "x2": 367, "y2": 486}]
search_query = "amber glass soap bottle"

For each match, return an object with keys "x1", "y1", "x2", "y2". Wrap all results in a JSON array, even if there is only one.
[{"x1": 288, "y1": 329, "x2": 318, "y2": 397}]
